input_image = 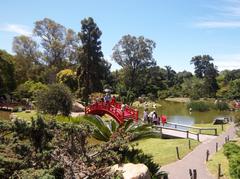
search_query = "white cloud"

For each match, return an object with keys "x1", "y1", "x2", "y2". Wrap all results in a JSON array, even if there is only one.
[
  {"x1": 194, "y1": 0, "x2": 240, "y2": 28},
  {"x1": 215, "y1": 54, "x2": 240, "y2": 71},
  {"x1": 0, "y1": 24, "x2": 31, "y2": 36},
  {"x1": 195, "y1": 20, "x2": 240, "y2": 28}
]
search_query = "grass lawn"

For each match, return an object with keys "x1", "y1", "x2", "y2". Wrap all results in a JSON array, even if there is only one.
[
  {"x1": 207, "y1": 148, "x2": 230, "y2": 179},
  {"x1": 191, "y1": 123, "x2": 230, "y2": 135},
  {"x1": 134, "y1": 138, "x2": 200, "y2": 166},
  {"x1": 12, "y1": 111, "x2": 38, "y2": 120},
  {"x1": 12, "y1": 110, "x2": 91, "y2": 124}
]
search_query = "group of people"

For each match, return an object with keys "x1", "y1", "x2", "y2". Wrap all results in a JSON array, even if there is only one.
[
  {"x1": 94, "y1": 94, "x2": 116, "y2": 105},
  {"x1": 143, "y1": 108, "x2": 167, "y2": 125}
]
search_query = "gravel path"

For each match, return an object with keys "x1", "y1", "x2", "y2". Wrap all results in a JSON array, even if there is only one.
[{"x1": 161, "y1": 123, "x2": 236, "y2": 179}]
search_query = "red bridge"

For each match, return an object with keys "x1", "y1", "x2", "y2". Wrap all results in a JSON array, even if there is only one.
[{"x1": 85, "y1": 102, "x2": 138, "y2": 123}]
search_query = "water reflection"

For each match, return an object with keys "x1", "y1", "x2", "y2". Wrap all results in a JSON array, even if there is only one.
[{"x1": 138, "y1": 100, "x2": 234, "y2": 124}]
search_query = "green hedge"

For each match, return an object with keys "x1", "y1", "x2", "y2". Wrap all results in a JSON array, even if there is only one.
[{"x1": 223, "y1": 142, "x2": 240, "y2": 179}]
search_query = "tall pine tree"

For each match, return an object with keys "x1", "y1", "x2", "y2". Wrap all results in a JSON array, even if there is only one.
[{"x1": 77, "y1": 17, "x2": 110, "y2": 102}]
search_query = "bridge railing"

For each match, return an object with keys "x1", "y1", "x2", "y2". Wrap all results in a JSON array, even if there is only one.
[
  {"x1": 155, "y1": 125, "x2": 201, "y2": 141},
  {"x1": 85, "y1": 102, "x2": 138, "y2": 122},
  {"x1": 163, "y1": 122, "x2": 218, "y2": 136}
]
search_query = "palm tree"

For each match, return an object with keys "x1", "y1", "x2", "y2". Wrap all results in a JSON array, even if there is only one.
[{"x1": 82, "y1": 115, "x2": 161, "y2": 142}]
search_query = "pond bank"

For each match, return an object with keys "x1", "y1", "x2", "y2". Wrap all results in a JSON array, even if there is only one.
[{"x1": 165, "y1": 97, "x2": 190, "y2": 103}]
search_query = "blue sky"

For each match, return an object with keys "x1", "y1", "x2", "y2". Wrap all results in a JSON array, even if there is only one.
[{"x1": 1, "y1": 0, "x2": 240, "y2": 72}]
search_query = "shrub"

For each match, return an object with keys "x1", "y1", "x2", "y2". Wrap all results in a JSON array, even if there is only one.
[
  {"x1": 229, "y1": 155, "x2": 240, "y2": 179},
  {"x1": 187, "y1": 101, "x2": 210, "y2": 112},
  {"x1": 36, "y1": 84, "x2": 72, "y2": 116},
  {"x1": 214, "y1": 101, "x2": 229, "y2": 111},
  {"x1": 158, "y1": 90, "x2": 169, "y2": 99},
  {"x1": 14, "y1": 80, "x2": 48, "y2": 100},
  {"x1": 56, "y1": 69, "x2": 78, "y2": 92},
  {"x1": 223, "y1": 142, "x2": 240, "y2": 159},
  {"x1": 223, "y1": 142, "x2": 240, "y2": 179}
]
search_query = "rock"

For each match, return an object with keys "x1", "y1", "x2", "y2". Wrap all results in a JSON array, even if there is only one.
[
  {"x1": 72, "y1": 102, "x2": 85, "y2": 112},
  {"x1": 111, "y1": 163, "x2": 151, "y2": 179},
  {"x1": 25, "y1": 110, "x2": 31, "y2": 113}
]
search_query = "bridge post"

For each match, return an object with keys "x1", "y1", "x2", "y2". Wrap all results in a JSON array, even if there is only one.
[
  {"x1": 215, "y1": 129, "x2": 217, "y2": 136},
  {"x1": 186, "y1": 131, "x2": 189, "y2": 138}
]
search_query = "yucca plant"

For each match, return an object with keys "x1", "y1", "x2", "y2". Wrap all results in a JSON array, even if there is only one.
[{"x1": 82, "y1": 115, "x2": 161, "y2": 142}]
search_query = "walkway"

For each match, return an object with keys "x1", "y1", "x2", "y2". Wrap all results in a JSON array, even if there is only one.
[{"x1": 161, "y1": 123, "x2": 236, "y2": 179}]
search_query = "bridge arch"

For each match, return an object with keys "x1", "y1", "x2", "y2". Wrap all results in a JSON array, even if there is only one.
[{"x1": 85, "y1": 102, "x2": 138, "y2": 123}]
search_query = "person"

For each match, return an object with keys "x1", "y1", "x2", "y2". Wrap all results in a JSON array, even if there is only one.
[
  {"x1": 143, "y1": 108, "x2": 148, "y2": 123},
  {"x1": 111, "y1": 95, "x2": 116, "y2": 105},
  {"x1": 152, "y1": 111, "x2": 158, "y2": 125},
  {"x1": 161, "y1": 114, "x2": 167, "y2": 126},
  {"x1": 121, "y1": 103, "x2": 126, "y2": 112},
  {"x1": 148, "y1": 110, "x2": 154, "y2": 124}
]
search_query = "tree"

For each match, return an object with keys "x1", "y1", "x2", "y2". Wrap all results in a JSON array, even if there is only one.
[
  {"x1": 12, "y1": 35, "x2": 42, "y2": 84},
  {"x1": 36, "y1": 84, "x2": 72, "y2": 116},
  {"x1": 191, "y1": 55, "x2": 214, "y2": 78},
  {"x1": 165, "y1": 66, "x2": 177, "y2": 87},
  {"x1": 228, "y1": 79, "x2": 240, "y2": 99},
  {"x1": 0, "y1": 50, "x2": 16, "y2": 94},
  {"x1": 181, "y1": 77, "x2": 205, "y2": 99},
  {"x1": 77, "y1": 17, "x2": 110, "y2": 102},
  {"x1": 142, "y1": 66, "x2": 167, "y2": 97},
  {"x1": 34, "y1": 18, "x2": 79, "y2": 82},
  {"x1": 14, "y1": 80, "x2": 48, "y2": 100},
  {"x1": 112, "y1": 35, "x2": 156, "y2": 95},
  {"x1": 191, "y1": 55, "x2": 219, "y2": 97},
  {"x1": 204, "y1": 63, "x2": 219, "y2": 97},
  {"x1": 177, "y1": 70, "x2": 193, "y2": 84},
  {"x1": 56, "y1": 69, "x2": 78, "y2": 92}
]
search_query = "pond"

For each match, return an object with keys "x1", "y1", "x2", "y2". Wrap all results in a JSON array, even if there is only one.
[{"x1": 137, "y1": 100, "x2": 235, "y2": 125}]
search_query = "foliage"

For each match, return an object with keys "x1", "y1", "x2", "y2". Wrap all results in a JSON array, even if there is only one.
[
  {"x1": 56, "y1": 69, "x2": 78, "y2": 91},
  {"x1": 223, "y1": 142, "x2": 240, "y2": 179},
  {"x1": 0, "y1": 117, "x2": 124, "y2": 178},
  {"x1": 33, "y1": 18, "x2": 79, "y2": 83},
  {"x1": 228, "y1": 79, "x2": 240, "y2": 99},
  {"x1": 112, "y1": 35, "x2": 156, "y2": 96},
  {"x1": 181, "y1": 77, "x2": 205, "y2": 99},
  {"x1": 191, "y1": 55, "x2": 219, "y2": 97},
  {"x1": 77, "y1": 17, "x2": 111, "y2": 102},
  {"x1": 158, "y1": 90, "x2": 170, "y2": 99},
  {"x1": 214, "y1": 101, "x2": 229, "y2": 111},
  {"x1": 12, "y1": 35, "x2": 43, "y2": 84},
  {"x1": 187, "y1": 101, "x2": 210, "y2": 112},
  {"x1": 82, "y1": 116, "x2": 161, "y2": 142},
  {"x1": 14, "y1": 80, "x2": 48, "y2": 100},
  {"x1": 0, "y1": 50, "x2": 16, "y2": 94},
  {"x1": 36, "y1": 83, "x2": 72, "y2": 116}
]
